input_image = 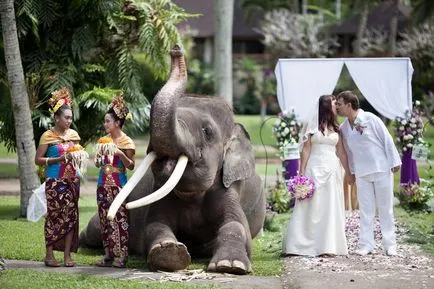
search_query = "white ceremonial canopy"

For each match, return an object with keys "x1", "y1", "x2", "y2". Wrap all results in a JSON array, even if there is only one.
[
  {"x1": 274, "y1": 58, "x2": 413, "y2": 121},
  {"x1": 275, "y1": 59, "x2": 344, "y2": 122}
]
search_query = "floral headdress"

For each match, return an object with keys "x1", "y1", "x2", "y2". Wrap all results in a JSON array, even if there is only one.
[
  {"x1": 48, "y1": 87, "x2": 72, "y2": 114},
  {"x1": 109, "y1": 93, "x2": 132, "y2": 120}
]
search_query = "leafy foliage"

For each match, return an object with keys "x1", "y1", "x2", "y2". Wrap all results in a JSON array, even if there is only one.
[
  {"x1": 267, "y1": 176, "x2": 291, "y2": 214},
  {"x1": 234, "y1": 57, "x2": 262, "y2": 114},
  {"x1": 0, "y1": 0, "x2": 195, "y2": 150},
  {"x1": 258, "y1": 9, "x2": 339, "y2": 59},
  {"x1": 397, "y1": 22, "x2": 434, "y2": 103}
]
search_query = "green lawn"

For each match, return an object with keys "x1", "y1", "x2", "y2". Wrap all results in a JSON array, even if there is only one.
[
  {"x1": 394, "y1": 206, "x2": 434, "y2": 255},
  {"x1": 0, "y1": 269, "x2": 221, "y2": 289},
  {"x1": 0, "y1": 196, "x2": 285, "y2": 277}
]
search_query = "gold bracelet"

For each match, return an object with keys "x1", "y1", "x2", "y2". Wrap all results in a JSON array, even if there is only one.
[{"x1": 45, "y1": 157, "x2": 50, "y2": 166}]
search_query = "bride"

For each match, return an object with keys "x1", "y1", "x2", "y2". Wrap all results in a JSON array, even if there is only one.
[{"x1": 283, "y1": 95, "x2": 353, "y2": 257}]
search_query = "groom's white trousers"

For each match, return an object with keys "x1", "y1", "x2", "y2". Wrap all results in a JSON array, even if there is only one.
[{"x1": 356, "y1": 171, "x2": 397, "y2": 251}]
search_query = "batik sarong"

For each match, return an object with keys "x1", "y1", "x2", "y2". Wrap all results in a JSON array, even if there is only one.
[
  {"x1": 44, "y1": 177, "x2": 80, "y2": 252},
  {"x1": 97, "y1": 184, "x2": 129, "y2": 258}
]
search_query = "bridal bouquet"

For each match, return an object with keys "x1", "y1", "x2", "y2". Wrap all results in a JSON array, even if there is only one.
[
  {"x1": 95, "y1": 136, "x2": 117, "y2": 164},
  {"x1": 66, "y1": 144, "x2": 89, "y2": 175},
  {"x1": 287, "y1": 175, "x2": 315, "y2": 201}
]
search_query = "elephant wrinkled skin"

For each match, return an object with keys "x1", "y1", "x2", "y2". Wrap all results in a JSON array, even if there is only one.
[{"x1": 80, "y1": 45, "x2": 265, "y2": 275}]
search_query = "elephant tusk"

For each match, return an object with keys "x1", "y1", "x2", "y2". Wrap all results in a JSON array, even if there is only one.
[
  {"x1": 126, "y1": 155, "x2": 188, "y2": 210},
  {"x1": 107, "y1": 151, "x2": 157, "y2": 220}
]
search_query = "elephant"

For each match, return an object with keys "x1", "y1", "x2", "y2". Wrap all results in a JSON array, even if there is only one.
[{"x1": 80, "y1": 45, "x2": 265, "y2": 275}]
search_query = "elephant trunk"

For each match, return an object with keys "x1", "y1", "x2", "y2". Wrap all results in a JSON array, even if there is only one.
[{"x1": 150, "y1": 45, "x2": 187, "y2": 157}]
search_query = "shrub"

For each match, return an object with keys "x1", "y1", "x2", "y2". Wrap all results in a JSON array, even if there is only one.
[{"x1": 267, "y1": 177, "x2": 291, "y2": 214}]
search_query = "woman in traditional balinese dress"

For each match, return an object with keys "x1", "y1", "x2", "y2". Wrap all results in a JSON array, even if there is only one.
[
  {"x1": 35, "y1": 88, "x2": 81, "y2": 267},
  {"x1": 283, "y1": 95, "x2": 353, "y2": 257},
  {"x1": 95, "y1": 94, "x2": 135, "y2": 268}
]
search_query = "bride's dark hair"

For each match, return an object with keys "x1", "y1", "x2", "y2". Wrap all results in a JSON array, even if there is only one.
[{"x1": 318, "y1": 94, "x2": 339, "y2": 134}]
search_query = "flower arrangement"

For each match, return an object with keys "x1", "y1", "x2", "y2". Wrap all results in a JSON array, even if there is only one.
[
  {"x1": 397, "y1": 178, "x2": 433, "y2": 211},
  {"x1": 66, "y1": 144, "x2": 89, "y2": 175},
  {"x1": 272, "y1": 110, "x2": 302, "y2": 159},
  {"x1": 287, "y1": 175, "x2": 315, "y2": 201},
  {"x1": 394, "y1": 101, "x2": 425, "y2": 153}
]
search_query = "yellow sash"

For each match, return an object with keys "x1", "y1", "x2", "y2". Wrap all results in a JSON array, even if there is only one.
[{"x1": 39, "y1": 129, "x2": 81, "y2": 145}]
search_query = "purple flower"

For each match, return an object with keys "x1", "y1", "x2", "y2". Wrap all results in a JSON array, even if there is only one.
[{"x1": 287, "y1": 175, "x2": 316, "y2": 201}]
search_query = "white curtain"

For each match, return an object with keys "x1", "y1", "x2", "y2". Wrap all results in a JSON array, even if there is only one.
[
  {"x1": 275, "y1": 59, "x2": 344, "y2": 122},
  {"x1": 345, "y1": 58, "x2": 413, "y2": 119}
]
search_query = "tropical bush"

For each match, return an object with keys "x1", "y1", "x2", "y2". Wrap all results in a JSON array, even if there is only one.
[
  {"x1": 267, "y1": 176, "x2": 291, "y2": 214},
  {"x1": 257, "y1": 9, "x2": 339, "y2": 59},
  {"x1": 0, "y1": 0, "x2": 195, "y2": 150},
  {"x1": 397, "y1": 22, "x2": 434, "y2": 103}
]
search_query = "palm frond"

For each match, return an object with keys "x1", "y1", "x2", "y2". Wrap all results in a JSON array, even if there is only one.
[{"x1": 71, "y1": 25, "x2": 97, "y2": 61}]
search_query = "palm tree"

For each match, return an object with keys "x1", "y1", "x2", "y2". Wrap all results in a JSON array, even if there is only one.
[
  {"x1": 0, "y1": 0, "x2": 40, "y2": 217},
  {"x1": 1, "y1": 0, "x2": 195, "y2": 148},
  {"x1": 214, "y1": 0, "x2": 234, "y2": 106}
]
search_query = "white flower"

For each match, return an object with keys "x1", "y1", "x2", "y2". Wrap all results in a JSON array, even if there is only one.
[
  {"x1": 418, "y1": 138, "x2": 424, "y2": 142},
  {"x1": 275, "y1": 119, "x2": 281, "y2": 126},
  {"x1": 408, "y1": 134, "x2": 414, "y2": 139},
  {"x1": 396, "y1": 138, "x2": 400, "y2": 142},
  {"x1": 417, "y1": 129, "x2": 423, "y2": 133},
  {"x1": 410, "y1": 118, "x2": 417, "y2": 123},
  {"x1": 407, "y1": 143, "x2": 413, "y2": 148},
  {"x1": 283, "y1": 127, "x2": 290, "y2": 136},
  {"x1": 281, "y1": 122, "x2": 287, "y2": 127},
  {"x1": 399, "y1": 126, "x2": 404, "y2": 131},
  {"x1": 412, "y1": 131, "x2": 417, "y2": 135},
  {"x1": 401, "y1": 120, "x2": 407, "y2": 125},
  {"x1": 290, "y1": 120, "x2": 296, "y2": 125},
  {"x1": 403, "y1": 147, "x2": 407, "y2": 151},
  {"x1": 415, "y1": 100, "x2": 420, "y2": 106}
]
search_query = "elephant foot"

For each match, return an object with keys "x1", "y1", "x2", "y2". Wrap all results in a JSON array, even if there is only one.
[
  {"x1": 207, "y1": 249, "x2": 251, "y2": 275},
  {"x1": 148, "y1": 240, "x2": 191, "y2": 272}
]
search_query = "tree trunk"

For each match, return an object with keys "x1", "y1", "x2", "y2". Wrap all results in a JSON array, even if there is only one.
[
  {"x1": 336, "y1": 0, "x2": 341, "y2": 21},
  {"x1": 292, "y1": 0, "x2": 299, "y2": 13},
  {"x1": 0, "y1": 0, "x2": 40, "y2": 217},
  {"x1": 214, "y1": 0, "x2": 234, "y2": 106},
  {"x1": 353, "y1": 1, "x2": 369, "y2": 56},
  {"x1": 388, "y1": 0, "x2": 399, "y2": 56}
]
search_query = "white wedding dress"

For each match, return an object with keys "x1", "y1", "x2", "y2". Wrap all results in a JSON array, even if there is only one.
[{"x1": 283, "y1": 131, "x2": 348, "y2": 256}]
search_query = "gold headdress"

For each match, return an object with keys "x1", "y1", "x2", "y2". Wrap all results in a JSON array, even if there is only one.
[
  {"x1": 48, "y1": 87, "x2": 72, "y2": 114},
  {"x1": 109, "y1": 93, "x2": 132, "y2": 120}
]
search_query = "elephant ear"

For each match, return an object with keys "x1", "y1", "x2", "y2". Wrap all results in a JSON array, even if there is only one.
[{"x1": 223, "y1": 123, "x2": 256, "y2": 188}]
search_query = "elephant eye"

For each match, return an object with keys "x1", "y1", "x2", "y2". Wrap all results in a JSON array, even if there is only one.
[{"x1": 202, "y1": 127, "x2": 213, "y2": 141}]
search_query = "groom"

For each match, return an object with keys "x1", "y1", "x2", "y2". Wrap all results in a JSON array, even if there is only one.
[{"x1": 336, "y1": 91, "x2": 401, "y2": 256}]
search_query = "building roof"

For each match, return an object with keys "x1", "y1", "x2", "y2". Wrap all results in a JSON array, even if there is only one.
[
  {"x1": 173, "y1": 0, "x2": 263, "y2": 39},
  {"x1": 330, "y1": 0, "x2": 412, "y2": 35}
]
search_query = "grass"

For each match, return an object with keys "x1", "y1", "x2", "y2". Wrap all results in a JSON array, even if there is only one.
[
  {"x1": 0, "y1": 196, "x2": 286, "y2": 277},
  {"x1": 234, "y1": 115, "x2": 277, "y2": 147},
  {"x1": 0, "y1": 269, "x2": 220, "y2": 289},
  {"x1": 394, "y1": 206, "x2": 434, "y2": 255}
]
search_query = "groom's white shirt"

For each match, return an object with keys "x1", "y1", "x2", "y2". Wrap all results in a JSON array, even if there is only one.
[{"x1": 340, "y1": 109, "x2": 401, "y2": 177}]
